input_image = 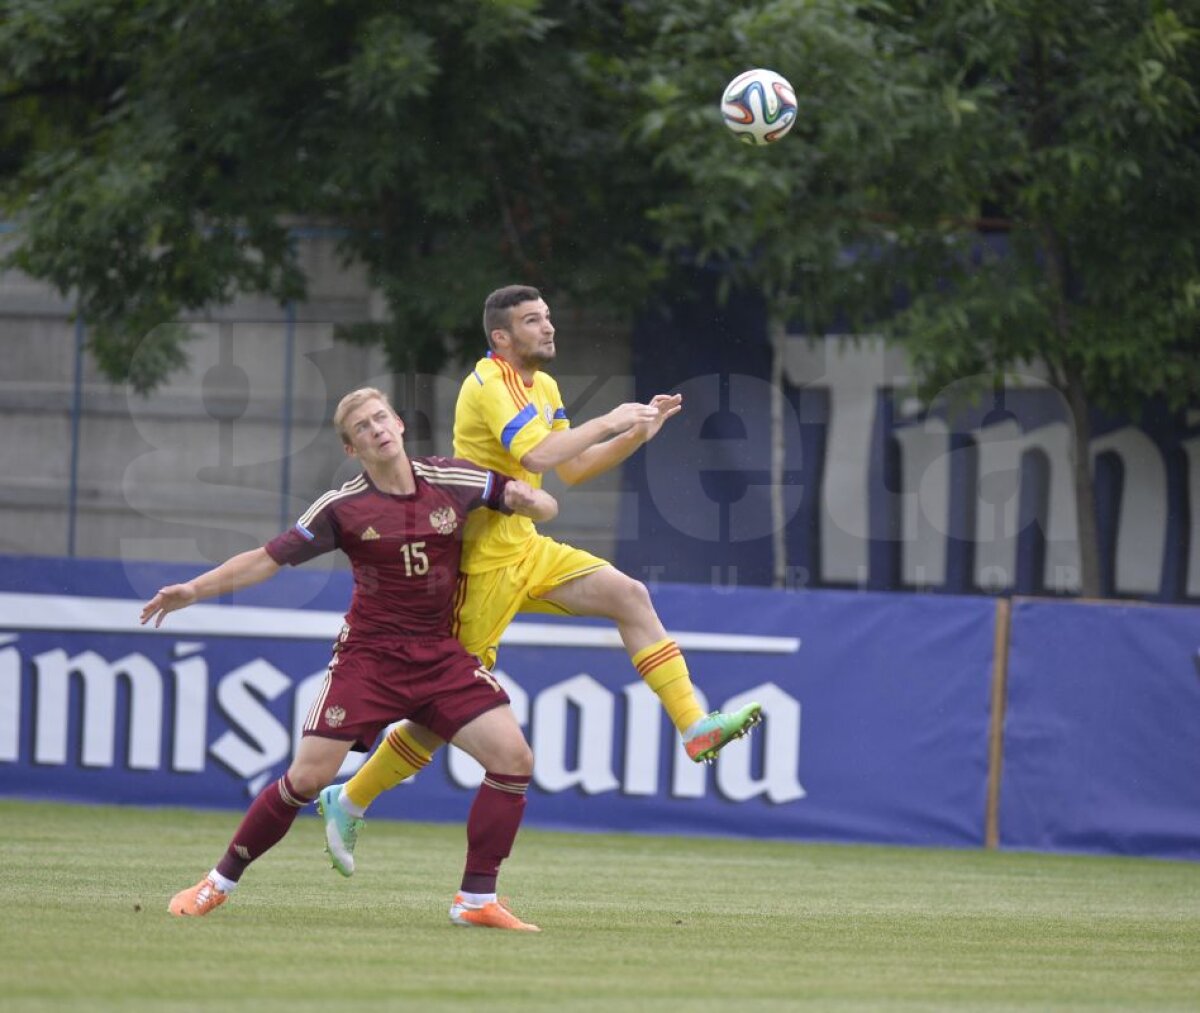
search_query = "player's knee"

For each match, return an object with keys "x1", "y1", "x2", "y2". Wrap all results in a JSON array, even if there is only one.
[
  {"x1": 286, "y1": 767, "x2": 326, "y2": 798},
  {"x1": 496, "y1": 737, "x2": 533, "y2": 777},
  {"x1": 620, "y1": 575, "x2": 655, "y2": 620},
  {"x1": 513, "y1": 739, "x2": 535, "y2": 777}
]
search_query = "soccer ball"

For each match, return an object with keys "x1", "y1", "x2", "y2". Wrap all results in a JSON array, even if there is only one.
[{"x1": 720, "y1": 68, "x2": 797, "y2": 146}]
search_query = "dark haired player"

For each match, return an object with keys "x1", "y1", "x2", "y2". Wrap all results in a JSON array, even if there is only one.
[{"x1": 320, "y1": 286, "x2": 763, "y2": 875}]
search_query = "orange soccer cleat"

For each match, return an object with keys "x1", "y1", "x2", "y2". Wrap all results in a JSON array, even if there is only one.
[
  {"x1": 448, "y1": 893, "x2": 540, "y2": 932},
  {"x1": 168, "y1": 876, "x2": 228, "y2": 917}
]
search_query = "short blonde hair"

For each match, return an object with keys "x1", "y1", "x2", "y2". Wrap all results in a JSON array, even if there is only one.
[{"x1": 332, "y1": 387, "x2": 394, "y2": 446}]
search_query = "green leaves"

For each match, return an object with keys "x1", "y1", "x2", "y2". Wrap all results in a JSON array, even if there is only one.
[
  {"x1": 341, "y1": 15, "x2": 438, "y2": 115},
  {"x1": 3, "y1": 0, "x2": 1198, "y2": 415}
]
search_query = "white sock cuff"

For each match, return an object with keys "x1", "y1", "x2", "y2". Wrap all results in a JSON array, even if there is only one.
[
  {"x1": 338, "y1": 786, "x2": 366, "y2": 818},
  {"x1": 458, "y1": 890, "x2": 497, "y2": 907}
]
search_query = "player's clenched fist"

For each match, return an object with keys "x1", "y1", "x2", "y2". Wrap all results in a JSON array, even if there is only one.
[{"x1": 503, "y1": 479, "x2": 558, "y2": 521}]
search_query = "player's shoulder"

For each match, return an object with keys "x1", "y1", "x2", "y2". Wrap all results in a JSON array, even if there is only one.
[
  {"x1": 324, "y1": 472, "x2": 371, "y2": 498},
  {"x1": 467, "y1": 354, "x2": 506, "y2": 385},
  {"x1": 532, "y1": 368, "x2": 562, "y2": 396},
  {"x1": 471, "y1": 352, "x2": 539, "y2": 392},
  {"x1": 299, "y1": 472, "x2": 370, "y2": 522},
  {"x1": 411, "y1": 455, "x2": 490, "y2": 489}
]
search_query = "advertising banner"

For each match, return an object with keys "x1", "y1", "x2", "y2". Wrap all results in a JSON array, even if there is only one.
[
  {"x1": 0, "y1": 557, "x2": 996, "y2": 847},
  {"x1": 1001, "y1": 599, "x2": 1200, "y2": 861}
]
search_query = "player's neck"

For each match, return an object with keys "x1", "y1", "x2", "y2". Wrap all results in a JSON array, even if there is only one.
[
  {"x1": 491, "y1": 350, "x2": 539, "y2": 386},
  {"x1": 366, "y1": 455, "x2": 415, "y2": 495}
]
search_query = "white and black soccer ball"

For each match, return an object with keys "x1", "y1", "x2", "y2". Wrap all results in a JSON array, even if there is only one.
[{"x1": 720, "y1": 68, "x2": 797, "y2": 146}]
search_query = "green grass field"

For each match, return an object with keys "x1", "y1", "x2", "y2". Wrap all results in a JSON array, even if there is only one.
[{"x1": 1, "y1": 800, "x2": 1197, "y2": 1011}]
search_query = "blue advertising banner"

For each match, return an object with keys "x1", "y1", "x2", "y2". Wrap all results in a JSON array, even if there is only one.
[
  {"x1": 1000, "y1": 599, "x2": 1200, "y2": 861},
  {"x1": 0, "y1": 556, "x2": 996, "y2": 848}
]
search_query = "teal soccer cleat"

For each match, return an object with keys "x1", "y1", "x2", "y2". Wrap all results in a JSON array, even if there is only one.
[
  {"x1": 683, "y1": 703, "x2": 764, "y2": 763},
  {"x1": 317, "y1": 784, "x2": 364, "y2": 877}
]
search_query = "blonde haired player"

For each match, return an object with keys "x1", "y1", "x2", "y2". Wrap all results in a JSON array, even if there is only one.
[
  {"x1": 318, "y1": 286, "x2": 762, "y2": 875},
  {"x1": 152, "y1": 387, "x2": 556, "y2": 929}
]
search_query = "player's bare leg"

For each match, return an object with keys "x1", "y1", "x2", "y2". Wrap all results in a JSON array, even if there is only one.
[
  {"x1": 539, "y1": 566, "x2": 762, "y2": 762},
  {"x1": 170, "y1": 735, "x2": 352, "y2": 916}
]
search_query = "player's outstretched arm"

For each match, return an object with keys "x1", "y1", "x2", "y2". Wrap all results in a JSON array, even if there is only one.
[
  {"x1": 519, "y1": 401, "x2": 660, "y2": 475},
  {"x1": 554, "y1": 393, "x2": 683, "y2": 486},
  {"x1": 139, "y1": 547, "x2": 281, "y2": 628},
  {"x1": 503, "y1": 479, "x2": 558, "y2": 522}
]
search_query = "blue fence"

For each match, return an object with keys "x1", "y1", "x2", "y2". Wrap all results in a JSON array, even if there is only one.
[
  {"x1": 1000, "y1": 599, "x2": 1200, "y2": 860},
  {"x1": 1, "y1": 556, "x2": 1197, "y2": 859}
]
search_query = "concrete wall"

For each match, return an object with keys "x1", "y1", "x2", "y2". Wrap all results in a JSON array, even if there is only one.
[{"x1": 0, "y1": 234, "x2": 633, "y2": 567}]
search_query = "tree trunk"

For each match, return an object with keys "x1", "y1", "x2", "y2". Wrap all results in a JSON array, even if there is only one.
[
  {"x1": 1064, "y1": 369, "x2": 1101, "y2": 598},
  {"x1": 1038, "y1": 221, "x2": 1100, "y2": 599},
  {"x1": 769, "y1": 320, "x2": 787, "y2": 588}
]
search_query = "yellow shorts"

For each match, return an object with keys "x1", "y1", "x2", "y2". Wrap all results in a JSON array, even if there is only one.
[{"x1": 453, "y1": 535, "x2": 609, "y2": 668}]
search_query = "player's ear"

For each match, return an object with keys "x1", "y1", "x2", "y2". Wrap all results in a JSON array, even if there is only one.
[
  {"x1": 395, "y1": 414, "x2": 406, "y2": 437},
  {"x1": 343, "y1": 441, "x2": 358, "y2": 460}
]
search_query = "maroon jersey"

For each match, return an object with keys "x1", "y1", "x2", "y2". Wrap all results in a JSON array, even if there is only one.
[{"x1": 264, "y1": 456, "x2": 511, "y2": 637}]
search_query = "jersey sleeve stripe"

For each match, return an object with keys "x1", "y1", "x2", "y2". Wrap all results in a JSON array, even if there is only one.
[
  {"x1": 500, "y1": 403, "x2": 538, "y2": 450},
  {"x1": 553, "y1": 408, "x2": 567, "y2": 421},
  {"x1": 297, "y1": 474, "x2": 367, "y2": 528},
  {"x1": 411, "y1": 462, "x2": 490, "y2": 487}
]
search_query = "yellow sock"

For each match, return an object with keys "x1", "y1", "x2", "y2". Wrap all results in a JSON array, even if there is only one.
[
  {"x1": 344, "y1": 724, "x2": 433, "y2": 811},
  {"x1": 632, "y1": 638, "x2": 705, "y2": 733}
]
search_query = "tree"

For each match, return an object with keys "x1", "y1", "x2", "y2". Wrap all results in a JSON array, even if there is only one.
[
  {"x1": 7, "y1": 0, "x2": 1198, "y2": 596},
  {"x1": 606, "y1": 0, "x2": 962, "y2": 585},
  {"x1": 0, "y1": 0, "x2": 648, "y2": 390},
  {"x1": 860, "y1": 0, "x2": 1200, "y2": 597},
  {"x1": 613, "y1": 0, "x2": 1200, "y2": 597}
]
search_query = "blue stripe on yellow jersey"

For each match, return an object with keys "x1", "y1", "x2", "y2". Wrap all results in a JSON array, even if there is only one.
[{"x1": 500, "y1": 403, "x2": 538, "y2": 450}]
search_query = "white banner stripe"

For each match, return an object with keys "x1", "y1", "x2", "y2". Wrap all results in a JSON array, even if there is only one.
[{"x1": 0, "y1": 591, "x2": 800, "y2": 653}]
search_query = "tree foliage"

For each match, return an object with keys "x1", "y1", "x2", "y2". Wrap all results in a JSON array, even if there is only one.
[
  {"x1": 611, "y1": 1, "x2": 1200, "y2": 401},
  {"x1": 610, "y1": 0, "x2": 1200, "y2": 594},
  {"x1": 0, "y1": 0, "x2": 645, "y2": 388},
  {"x1": 4, "y1": 0, "x2": 1199, "y2": 593}
]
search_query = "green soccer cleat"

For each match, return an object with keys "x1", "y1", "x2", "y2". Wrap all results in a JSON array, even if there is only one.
[
  {"x1": 317, "y1": 784, "x2": 364, "y2": 877},
  {"x1": 683, "y1": 703, "x2": 764, "y2": 764}
]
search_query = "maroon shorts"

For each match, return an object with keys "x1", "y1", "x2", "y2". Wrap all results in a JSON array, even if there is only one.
[{"x1": 302, "y1": 626, "x2": 510, "y2": 751}]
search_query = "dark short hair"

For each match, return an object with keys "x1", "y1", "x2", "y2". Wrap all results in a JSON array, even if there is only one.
[{"x1": 482, "y1": 285, "x2": 542, "y2": 347}]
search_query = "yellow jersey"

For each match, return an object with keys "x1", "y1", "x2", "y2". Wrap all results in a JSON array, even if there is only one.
[{"x1": 454, "y1": 352, "x2": 569, "y2": 572}]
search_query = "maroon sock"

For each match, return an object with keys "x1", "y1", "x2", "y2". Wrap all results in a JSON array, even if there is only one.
[
  {"x1": 215, "y1": 774, "x2": 313, "y2": 883},
  {"x1": 460, "y1": 772, "x2": 530, "y2": 895}
]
